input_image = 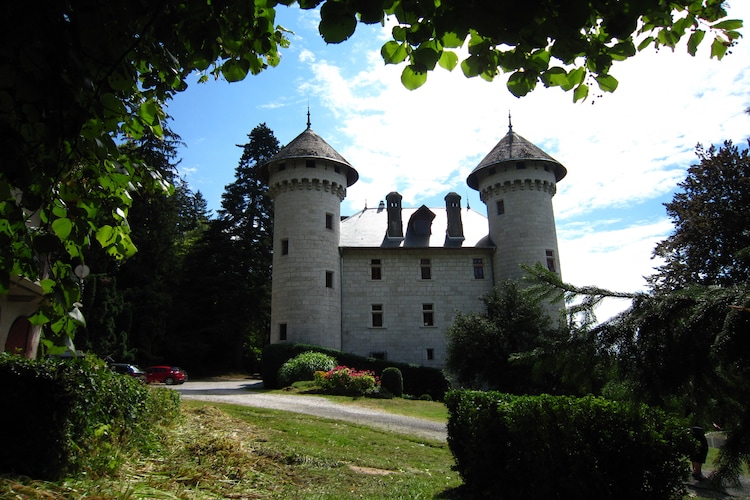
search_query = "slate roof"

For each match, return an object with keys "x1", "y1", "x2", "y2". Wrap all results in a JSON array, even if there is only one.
[
  {"x1": 261, "y1": 127, "x2": 359, "y2": 186},
  {"x1": 339, "y1": 206, "x2": 494, "y2": 249},
  {"x1": 467, "y1": 128, "x2": 567, "y2": 189}
]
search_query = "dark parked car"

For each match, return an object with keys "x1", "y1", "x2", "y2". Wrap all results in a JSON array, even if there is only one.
[
  {"x1": 145, "y1": 365, "x2": 187, "y2": 385},
  {"x1": 109, "y1": 363, "x2": 146, "y2": 382}
]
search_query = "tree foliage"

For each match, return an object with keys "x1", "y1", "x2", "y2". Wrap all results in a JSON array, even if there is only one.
[
  {"x1": 649, "y1": 140, "x2": 750, "y2": 291},
  {"x1": 0, "y1": 1, "x2": 741, "y2": 346},
  {"x1": 445, "y1": 281, "x2": 563, "y2": 393},
  {"x1": 312, "y1": 0, "x2": 742, "y2": 97}
]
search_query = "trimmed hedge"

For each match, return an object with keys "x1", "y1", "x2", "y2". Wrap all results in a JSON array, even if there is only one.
[
  {"x1": 277, "y1": 351, "x2": 337, "y2": 387},
  {"x1": 262, "y1": 343, "x2": 449, "y2": 400},
  {"x1": 0, "y1": 354, "x2": 180, "y2": 480},
  {"x1": 445, "y1": 390, "x2": 692, "y2": 499}
]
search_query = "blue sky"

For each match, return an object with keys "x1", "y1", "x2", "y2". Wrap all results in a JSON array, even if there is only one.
[{"x1": 166, "y1": 3, "x2": 750, "y2": 320}]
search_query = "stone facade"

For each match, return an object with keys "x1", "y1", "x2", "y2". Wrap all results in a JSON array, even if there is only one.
[{"x1": 262, "y1": 122, "x2": 566, "y2": 366}]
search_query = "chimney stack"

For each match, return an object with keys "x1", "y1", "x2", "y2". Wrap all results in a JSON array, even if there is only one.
[
  {"x1": 386, "y1": 191, "x2": 403, "y2": 238},
  {"x1": 445, "y1": 192, "x2": 464, "y2": 239}
]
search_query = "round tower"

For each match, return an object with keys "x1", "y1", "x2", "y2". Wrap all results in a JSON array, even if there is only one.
[
  {"x1": 466, "y1": 121, "x2": 567, "y2": 286},
  {"x1": 261, "y1": 120, "x2": 358, "y2": 349}
]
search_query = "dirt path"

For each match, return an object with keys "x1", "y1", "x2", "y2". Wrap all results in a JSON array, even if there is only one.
[{"x1": 172, "y1": 378, "x2": 447, "y2": 442}]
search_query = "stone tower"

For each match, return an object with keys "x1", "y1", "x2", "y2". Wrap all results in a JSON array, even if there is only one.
[
  {"x1": 260, "y1": 119, "x2": 358, "y2": 349},
  {"x1": 466, "y1": 121, "x2": 567, "y2": 285}
]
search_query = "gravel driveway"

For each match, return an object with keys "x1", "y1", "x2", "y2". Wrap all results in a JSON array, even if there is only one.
[{"x1": 173, "y1": 378, "x2": 447, "y2": 442}]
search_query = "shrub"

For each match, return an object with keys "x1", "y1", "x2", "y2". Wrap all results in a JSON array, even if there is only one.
[
  {"x1": 0, "y1": 354, "x2": 180, "y2": 480},
  {"x1": 445, "y1": 390, "x2": 692, "y2": 499},
  {"x1": 262, "y1": 343, "x2": 450, "y2": 399},
  {"x1": 314, "y1": 366, "x2": 380, "y2": 396},
  {"x1": 380, "y1": 367, "x2": 403, "y2": 397},
  {"x1": 277, "y1": 351, "x2": 337, "y2": 387}
]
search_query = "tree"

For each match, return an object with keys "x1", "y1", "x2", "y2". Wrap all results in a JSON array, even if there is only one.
[
  {"x1": 0, "y1": 1, "x2": 740, "y2": 350},
  {"x1": 649, "y1": 140, "x2": 750, "y2": 291},
  {"x1": 445, "y1": 281, "x2": 566, "y2": 394},
  {"x1": 169, "y1": 124, "x2": 279, "y2": 374}
]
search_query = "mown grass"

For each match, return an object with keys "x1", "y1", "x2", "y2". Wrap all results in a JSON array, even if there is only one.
[
  {"x1": 0, "y1": 399, "x2": 461, "y2": 499},
  {"x1": 0, "y1": 392, "x2": 744, "y2": 499}
]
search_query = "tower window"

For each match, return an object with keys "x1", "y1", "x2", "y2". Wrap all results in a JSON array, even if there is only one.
[
  {"x1": 334, "y1": 166, "x2": 341, "y2": 173},
  {"x1": 488, "y1": 167, "x2": 496, "y2": 175},
  {"x1": 281, "y1": 238, "x2": 289, "y2": 255},
  {"x1": 371, "y1": 259, "x2": 382, "y2": 280},
  {"x1": 422, "y1": 304, "x2": 434, "y2": 326},
  {"x1": 473, "y1": 258, "x2": 485, "y2": 279},
  {"x1": 420, "y1": 258, "x2": 431, "y2": 280},
  {"x1": 325, "y1": 212, "x2": 333, "y2": 229},
  {"x1": 279, "y1": 323, "x2": 287, "y2": 341},
  {"x1": 496, "y1": 200, "x2": 505, "y2": 215},
  {"x1": 278, "y1": 162, "x2": 286, "y2": 172},
  {"x1": 546, "y1": 249, "x2": 556, "y2": 272},
  {"x1": 516, "y1": 161, "x2": 526, "y2": 169},
  {"x1": 371, "y1": 304, "x2": 383, "y2": 328},
  {"x1": 326, "y1": 271, "x2": 333, "y2": 288},
  {"x1": 426, "y1": 348, "x2": 434, "y2": 361},
  {"x1": 306, "y1": 159, "x2": 316, "y2": 168}
]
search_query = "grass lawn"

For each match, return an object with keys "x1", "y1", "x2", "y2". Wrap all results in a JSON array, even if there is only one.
[{"x1": 1, "y1": 391, "x2": 746, "y2": 499}]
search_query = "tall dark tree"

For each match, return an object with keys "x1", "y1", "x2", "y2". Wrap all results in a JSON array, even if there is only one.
[
  {"x1": 649, "y1": 140, "x2": 750, "y2": 291},
  {"x1": 171, "y1": 123, "x2": 278, "y2": 374}
]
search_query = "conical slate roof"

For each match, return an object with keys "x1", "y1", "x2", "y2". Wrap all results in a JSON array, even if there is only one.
[
  {"x1": 466, "y1": 127, "x2": 567, "y2": 190},
  {"x1": 262, "y1": 126, "x2": 359, "y2": 186}
]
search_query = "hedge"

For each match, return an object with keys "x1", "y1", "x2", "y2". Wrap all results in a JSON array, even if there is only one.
[
  {"x1": 445, "y1": 390, "x2": 693, "y2": 499},
  {"x1": 262, "y1": 343, "x2": 450, "y2": 400},
  {"x1": 0, "y1": 354, "x2": 180, "y2": 480}
]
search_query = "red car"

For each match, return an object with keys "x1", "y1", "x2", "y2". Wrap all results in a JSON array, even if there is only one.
[{"x1": 145, "y1": 365, "x2": 188, "y2": 385}]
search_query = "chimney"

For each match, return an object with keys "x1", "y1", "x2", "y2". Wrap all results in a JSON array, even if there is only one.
[
  {"x1": 386, "y1": 191, "x2": 403, "y2": 238},
  {"x1": 445, "y1": 192, "x2": 464, "y2": 239}
]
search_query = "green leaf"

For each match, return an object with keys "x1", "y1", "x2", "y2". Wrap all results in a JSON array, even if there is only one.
[
  {"x1": 595, "y1": 74, "x2": 618, "y2": 92},
  {"x1": 710, "y1": 37, "x2": 728, "y2": 59},
  {"x1": 507, "y1": 71, "x2": 534, "y2": 97},
  {"x1": 526, "y1": 50, "x2": 550, "y2": 73},
  {"x1": 412, "y1": 46, "x2": 440, "y2": 70},
  {"x1": 567, "y1": 67, "x2": 586, "y2": 87},
  {"x1": 438, "y1": 50, "x2": 458, "y2": 71},
  {"x1": 541, "y1": 67, "x2": 571, "y2": 90},
  {"x1": 319, "y1": 1, "x2": 357, "y2": 43},
  {"x1": 687, "y1": 29, "x2": 706, "y2": 56},
  {"x1": 712, "y1": 19, "x2": 743, "y2": 30},
  {"x1": 96, "y1": 225, "x2": 117, "y2": 247},
  {"x1": 138, "y1": 100, "x2": 160, "y2": 125},
  {"x1": 400, "y1": 65, "x2": 428, "y2": 90},
  {"x1": 637, "y1": 36, "x2": 655, "y2": 51},
  {"x1": 441, "y1": 32, "x2": 464, "y2": 48},
  {"x1": 51, "y1": 217, "x2": 73, "y2": 240},
  {"x1": 381, "y1": 41, "x2": 408, "y2": 64},
  {"x1": 221, "y1": 58, "x2": 250, "y2": 82},
  {"x1": 460, "y1": 55, "x2": 482, "y2": 78},
  {"x1": 573, "y1": 83, "x2": 589, "y2": 102}
]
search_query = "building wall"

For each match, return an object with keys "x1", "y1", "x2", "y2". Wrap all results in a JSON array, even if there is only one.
[
  {"x1": 340, "y1": 247, "x2": 495, "y2": 366},
  {"x1": 267, "y1": 158, "x2": 349, "y2": 349}
]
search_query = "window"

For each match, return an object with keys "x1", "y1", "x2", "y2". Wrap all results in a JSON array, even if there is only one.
[
  {"x1": 371, "y1": 304, "x2": 383, "y2": 328},
  {"x1": 488, "y1": 167, "x2": 496, "y2": 175},
  {"x1": 325, "y1": 271, "x2": 333, "y2": 288},
  {"x1": 496, "y1": 199, "x2": 505, "y2": 215},
  {"x1": 370, "y1": 351, "x2": 387, "y2": 360},
  {"x1": 279, "y1": 323, "x2": 287, "y2": 341},
  {"x1": 420, "y1": 258, "x2": 431, "y2": 279},
  {"x1": 325, "y1": 212, "x2": 333, "y2": 229},
  {"x1": 306, "y1": 159, "x2": 316, "y2": 168},
  {"x1": 426, "y1": 348, "x2": 434, "y2": 361},
  {"x1": 281, "y1": 238, "x2": 289, "y2": 255},
  {"x1": 422, "y1": 303, "x2": 434, "y2": 326},
  {"x1": 371, "y1": 259, "x2": 382, "y2": 280},
  {"x1": 516, "y1": 161, "x2": 526, "y2": 169},
  {"x1": 546, "y1": 249, "x2": 556, "y2": 272},
  {"x1": 473, "y1": 258, "x2": 485, "y2": 279},
  {"x1": 278, "y1": 162, "x2": 286, "y2": 172}
]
